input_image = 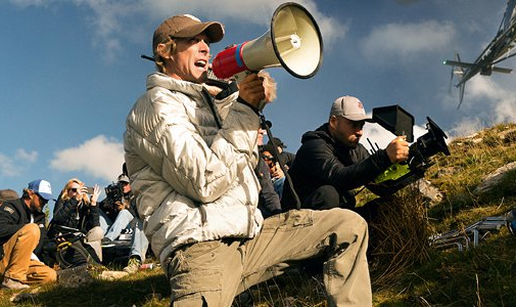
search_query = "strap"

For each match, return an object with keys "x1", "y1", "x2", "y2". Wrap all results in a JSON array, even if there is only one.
[{"x1": 260, "y1": 114, "x2": 302, "y2": 210}]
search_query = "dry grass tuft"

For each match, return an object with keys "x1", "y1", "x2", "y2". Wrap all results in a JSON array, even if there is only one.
[{"x1": 368, "y1": 186, "x2": 432, "y2": 288}]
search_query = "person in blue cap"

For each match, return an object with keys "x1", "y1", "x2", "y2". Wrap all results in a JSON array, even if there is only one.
[{"x1": 0, "y1": 179, "x2": 57, "y2": 290}]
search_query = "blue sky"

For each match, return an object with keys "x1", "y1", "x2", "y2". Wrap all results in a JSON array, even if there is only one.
[{"x1": 1, "y1": 0, "x2": 515, "y2": 210}]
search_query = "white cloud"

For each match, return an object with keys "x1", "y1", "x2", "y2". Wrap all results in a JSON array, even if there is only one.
[
  {"x1": 449, "y1": 117, "x2": 485, "y2": 138},
  {"x1": 362, "y1": 123, "x2": 398, "y2": 150},
  {"x1": 16, "y1": 149, "x2": 38, "y2": 163},
  {"x1": 0, "y1": 154, "x2": 18, "y2": 177},
  {"x1": 360, "y1": 20, "x2": 456, "y2": 62},
  {"x1": 363, "y1": 121, "x2": 442, "y2": 151},
  {"x1": 50, "y1": 135, "x2": 124, "y2": 181},
  {"x1": 14, "y1": 0, "x2": 343, "y2": 59},
  {"x1": 141, "y1": 0, "x2": 346, "y2": 58},
  {"x1": 442, "y1": 71, "x2": 516, "y2": 138},
  {"x1": 468, "y1": 78, "x2": 516, "y2": 123},
  {"x1": 73, "y1": 0, "x2": 143, "y2": 61},
  {"x1": 139, "y1": 0, "x2": 346, "y2": 51},
  {"x1": 0, "y1": 149, "x2": 39, "y2": 177},
  {"x1": 453, "y1": 77, "x2": 516, "y2": 127}
]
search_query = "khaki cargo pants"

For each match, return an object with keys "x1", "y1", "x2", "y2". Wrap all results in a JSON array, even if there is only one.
[
  {"x1": 165, "y1": 208, "x2": 372, "y2": 307},
  {"x1": 0, "y1": 223, "x2": 57, "y2": 284}
]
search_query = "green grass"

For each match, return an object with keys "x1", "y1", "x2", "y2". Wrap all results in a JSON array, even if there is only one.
[
  {"x1": 0, "y1": 268, "x2": 171, "y2": 307},
  {"x1": 3, "y1": 123, "x2": 516, "y2": 306}
]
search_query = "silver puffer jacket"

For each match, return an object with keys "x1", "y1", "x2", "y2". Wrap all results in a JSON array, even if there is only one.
[{"x1": 124, "y1": 72, "x2": 264, "y2": 263}]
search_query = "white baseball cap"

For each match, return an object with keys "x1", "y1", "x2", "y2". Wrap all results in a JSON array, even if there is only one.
[
  {"x1": 330, "y1": 95, "x2": 373, "y2": 122},
  {"x1": 27, "y1": 179, "x2": 53, "y2": 200}
]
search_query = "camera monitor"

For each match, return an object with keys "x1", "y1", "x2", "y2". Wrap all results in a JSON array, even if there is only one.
[{"x1": 372, "y1": 105, "x2": 414, "y2": 142}]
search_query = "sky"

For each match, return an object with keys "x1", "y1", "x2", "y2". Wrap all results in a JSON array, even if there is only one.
[{"x1": 1, "y1": 0, "x2": 516, "y2": 211}]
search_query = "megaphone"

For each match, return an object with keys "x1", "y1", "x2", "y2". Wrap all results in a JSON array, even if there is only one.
[{"x1": 212, "y1": 2, "x2": 323, "y2": 80}]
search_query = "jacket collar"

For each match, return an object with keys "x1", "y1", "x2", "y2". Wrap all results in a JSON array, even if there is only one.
[{"x1": 146, "y1": 72, "x2": 206, "y2": 100}]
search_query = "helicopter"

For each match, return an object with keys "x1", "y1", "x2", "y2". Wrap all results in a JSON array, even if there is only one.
[{"x1": 443, "y1": 0, "x2": 516, "y2": 108}]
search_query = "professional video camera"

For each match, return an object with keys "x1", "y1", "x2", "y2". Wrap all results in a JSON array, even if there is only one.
[
  {"x1": 367, "y1": 105, "x2": 450, "y2": 196},
  {"x1": 105, "y1": 182, "x2": 124, "y2": 203},
  {"x1": 99, "y1": 182, "x2": 126, "y2": 223}
]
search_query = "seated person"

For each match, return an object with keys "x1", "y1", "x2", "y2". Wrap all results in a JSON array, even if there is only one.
[
  {"x1": 99, "y1": 174, "x2": 137, "y2": 243},
  {"x1": 255, "y1": 155, "x2": 283, "y2": 218},
  {"x1": 282, "y1": 95, "x2": 410, "y2": 220},
  {"x1": 50, "y1": 179, "x2": 103, "y2": 264},
  {"x1": 266, "y1": 137, "x2": 296, "y2": 168},
  {"x1": 99, "y1": 174, "x2": 149, "y2": 273},
  {"x1": 0, "y1": 189, "x2": 19, "y2": 206},
  {"x1": 260, "y1": 145, "x2": 286, "y2": 199},
  {"x1": 0, "y1": 180, "x2": 57, "y2": 290}
]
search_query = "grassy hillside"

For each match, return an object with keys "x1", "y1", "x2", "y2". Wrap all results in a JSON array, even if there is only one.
[
  {"x1": 2, "y1": 123, "x2": 516, "y2": 306},
  {"x1": 371, "y1": 122, "x2": 516, "y2": 306}
]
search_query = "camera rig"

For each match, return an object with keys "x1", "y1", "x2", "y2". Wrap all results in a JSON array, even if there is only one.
[
  {"x1": 368, "y1": 105, "x2": 450, "y2": 196},
  {"x1": 105, "y1": 182, "x2": 124, "y2": 203}
]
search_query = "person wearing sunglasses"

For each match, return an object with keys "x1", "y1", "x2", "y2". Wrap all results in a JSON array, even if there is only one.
[
  {"x1": 0, "y1": 179, "x2": 57, "y2": 290},
  {"x1": 50, "y1": 178, "x2": 103, "y2": 264},
  {"x1": 260, "y1": 146, "x2": 286, "y2": 200}
]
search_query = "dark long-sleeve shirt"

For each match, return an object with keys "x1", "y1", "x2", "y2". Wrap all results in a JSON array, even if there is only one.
[
  {"x1": 51, "y1": 198, "x2": 99, "y2": 235},
  {"x1": 0, "y1": 198, "x2": 47, "y2": 254},
  {"x1": 255, "y1": 158, "x2": 282, "y2": 218},
  {"x1": 282, "y1": 123, "x2": 392, "y2": 210}
]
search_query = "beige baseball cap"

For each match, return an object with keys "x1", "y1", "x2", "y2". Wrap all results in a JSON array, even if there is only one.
[
  {"x1": 330, "y1": 95, "x2": 373, "y2": 122},
  {"x1": 153, "y1": 14, "x2": 224, "y2": 52}
]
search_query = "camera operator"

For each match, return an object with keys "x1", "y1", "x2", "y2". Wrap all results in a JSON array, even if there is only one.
[
  {"x1": 98, "y1": 174, "x2": 149, "y2": 273},
  {"x1": 281, "y1": 95, "x2": 410, "y2": 220},
  {"x1": 99, "y1": 174, "x2": 136, "y2": 242},
  {"x1": 100, "y1": 176, "x2": 132, "y2": 220}
]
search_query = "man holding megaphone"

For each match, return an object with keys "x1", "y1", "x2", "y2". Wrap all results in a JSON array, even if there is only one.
[{"x1": 124, "y1": 10, "x2": 372, "y2": 307}]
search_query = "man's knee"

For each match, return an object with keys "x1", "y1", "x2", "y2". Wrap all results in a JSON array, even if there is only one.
[
  {"x1": 118, "y1": 209, "x2": 134, "y2": 219},
  {"x1": 324, "y1": 209, "x2": 368, "y2": 242},
  {"x1": 20, "y1": 223, "x2": 41, "y2": 241},
  {"x1": 87, "y1": 226, "x2": 104, "y2": 242},
  {"x1": 336, "y1": 209, "x2": 367, "y2": 229},
  {"x1": 305, "y1": 185, "x2": 340, "y2": 209},
  {"x1": 27, "y1": 262, "x2": 57, "y2": 284}
]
